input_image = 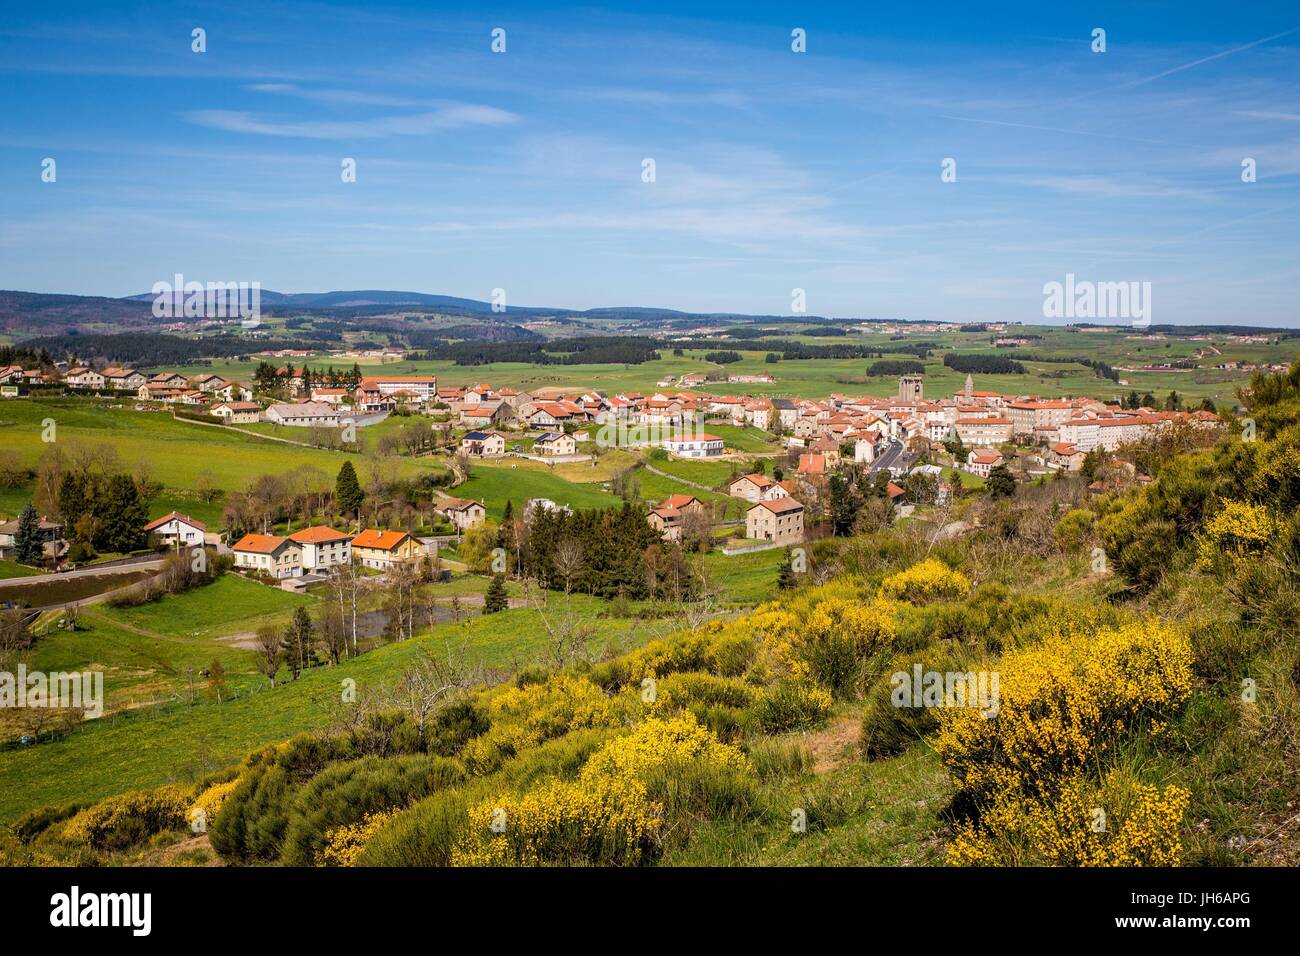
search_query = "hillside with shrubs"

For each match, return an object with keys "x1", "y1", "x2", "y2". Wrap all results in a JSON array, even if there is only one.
[{"x1": 6, "y1": 362, "x2": 1300, "y2": 868}]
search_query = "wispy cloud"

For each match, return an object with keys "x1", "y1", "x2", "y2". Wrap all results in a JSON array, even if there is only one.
[{"x1": 184, "y1": 105, "x2": 519, "y2": 138}]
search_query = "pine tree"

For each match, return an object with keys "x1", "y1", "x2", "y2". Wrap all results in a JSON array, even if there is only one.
[
  {"x1": 96, "y1": 474, "x2": 147, "y2": 553},
  {"x1": 484, "y1": 573, "x2": 508, "y2": 613},
  {"x1": 987, "y1": 464, "x2": 1016, "y2": 499},
  {"x1": 336, "y1": 461, "x2": 364, "y2": 516},
  {"x1": 13, "y1": 501, "x2": 43, "y2": 564},
  {"x1": 57, "y1": 472, "x2": 90, "y2": 528},
  {"x1": 777, "y1": 547, "x2": 798, "y2": 590}
]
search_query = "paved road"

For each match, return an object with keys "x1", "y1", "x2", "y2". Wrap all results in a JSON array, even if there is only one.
[{"x1": 869, "y1": 439, "x2": 905, "y2": 475}]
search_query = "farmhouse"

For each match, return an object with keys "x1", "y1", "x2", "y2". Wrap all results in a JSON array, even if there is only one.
[
  {"x1": 351, "y1": 529, "x2": 422, "y2": 569},
  {"x1": 461, "y1": 431, "x2": 506, "y2": 457},
  {"x1": 211, "y1": 401, "x2": 261, "y2": 424},
  {"x1": 232, "y1": 534, "x2": 303, "y2": 579},
  {"x1": 534, "y1": 432, "x2": 577, "y2": 456},
  {"x1": 727, "y1": 473, "x2": 787, "y2": 503},
  {"x1": 144, "y1": 512, "x2": 207, "y2": 548},
  {"x1": 660, "y1": 493, "x2": 707, "y2": 517},
  {"x1": 745, "y1": 498, "x2": 805, "y2": 544},
  {"x1": 103, "y1": 367, "x2": 146, "y2": 390},
  {"x1": 435, "y1": 497, "x2": 488, "y2": 532},
  {"x1": 0, "y1": 515, "x2": 66, "y2": 560},
  {"x1": 661, "y1": 433, "x2": 724, "y2": 458},
  {"x1": 287, "y1": 526, "x2": 353, "y2": 570},
  {"x1": 65, "y1": 367, "x2": 106, "y2": 390},
  {"x1": 265, "y1": 402, "x2": 340, "y2": 427},
  {"x1": 966, "y1": 449, "x2": 1005, "y2": 479},
  {"x1": 647, "y1": 506, "x2": 685, "y2": 542}
]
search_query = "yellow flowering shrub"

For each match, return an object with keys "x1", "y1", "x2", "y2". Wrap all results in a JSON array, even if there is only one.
[
  {"x1": 454, "y1": 714, "x2": 747, "y2": 866},
  {"x1": 948, "y1": 771, "x2": 1190, "y2": 867},
  {"x1": 752, "y1": 681, "x2": 834, "y2": 733},
  {"x1": 935, "y1": 617, "x2": 1192, "y2": 804},
  {"x1": 320, "y1": 808, "x2": 400, "y2": 867},
  {"x1": 453, "y1": 774, "x2": 659, "y2": 866},
  {"x1": 189, "y1": 779, "x2": 239, "y2": 831},
  {"x1": 1196, "y1": 499, "x2": 1276, "y2": 568},
  {"x1": 879, "y1": 559, "x2": 972, "y2": 604},
  {"x1": 62, "y1": 784, "x2": 194, "y2": 851},
  {"x1": 461, "y1": 675, "x2": 621, "y2": 774},
  {"x1": 579, "y1": 713, "x2": 750, "y2": 783}
]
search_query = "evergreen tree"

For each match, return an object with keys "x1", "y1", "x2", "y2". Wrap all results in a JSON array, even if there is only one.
[
  {"x1": 828, "y1": 474, "x2": 859, "y2": 536},
  {"x1": 57, "y1": 472, "x2": 90, "y2": 529},
  {"x1": 13, "y1": 501, "x2": 44, "y2": 564},
  {"x1": 484, "y1": 573, "x2": 508, "y2": 613},
  {"x1": 987, "y1": 463, "x2": 1016, "y2": 499},
  {"x1": 777, "y1": 547, "x2": 799, "y2": 590},
  {"x1": 96, "y1": 474, "x2": 147, "y2": 553},
  {"x1": 336, "y1": 461, "x2": 364, "y2": 515}
]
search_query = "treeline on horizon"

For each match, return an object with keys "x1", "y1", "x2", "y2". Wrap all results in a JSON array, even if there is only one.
[
  {"x1": 17, "y1": 332, "x2": 320, "y2": 366},
  {"x1": 407, "y1": 336, "x2": 661, "y2": 366}
]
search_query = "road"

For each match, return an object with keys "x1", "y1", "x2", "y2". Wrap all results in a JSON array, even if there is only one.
[{"x1": 869, "y1": 439, "x2": 906, "y2": 475}]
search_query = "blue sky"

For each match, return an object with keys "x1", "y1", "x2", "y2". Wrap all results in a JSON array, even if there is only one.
[{"x1": 1, "y1": 1, "x2": 1298, "y2": 325}]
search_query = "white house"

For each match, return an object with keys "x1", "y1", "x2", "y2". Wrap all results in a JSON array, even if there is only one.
[
  {"x1": 435, "y1": 497, "x2": 488, "y2": 532},
  {"x1": 461, "y1": 431, "x2": 506, "y2": 456},
  {"x1": 65, "y1": 367, "x2": 106, "y2": 390},
  {"x1": 727, "y1": 473, "x2": 787, "y2": 504},
  {"x1": 534, "y1": 432, "x2": 577, "y2": 456},
  {"x1": 662, "y1": 433, "x2": 724, "y2": 458},
  {"x1": 966, "y1": 449, "x2": 1005, "y2": 479},
  {"x1": 287, "y1": 526, "x2": 353, "y2": 570},
  {"x1": 143, "y1": 511, "x2": 207, "y2": 548}
]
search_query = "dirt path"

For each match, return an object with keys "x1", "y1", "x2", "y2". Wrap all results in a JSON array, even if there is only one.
[{"x1": 799, "y1": 714, "x2": 863, "y2": 773}]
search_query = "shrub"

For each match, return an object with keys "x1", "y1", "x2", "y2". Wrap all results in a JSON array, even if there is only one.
[
  {"x1": 460, "y1": 676, "x2": 621, "y2": 774},
  {"x1": 62, "y1": 784, "x2": 193, "y2": 851},
  {"x1": 189, "y1": 779, "x2": 239, "y2": 833},
  {"x1": 281, "y1": 754, "x2": 465, "y2": 865},
  {"x1": 935, "y1": 616, "x2": 1193, "y2": 805},
  {"x1": 12, "y1": 801, "x2": 89, "y2": 844},
  {"x1": 453, "y1": 775, "x2": 659, "y2": 866},
  {"x1": 453, "y1": 714, "x2": 749, "y2": 867},
  {"x1": 320, "y1": 808, "x2": 401, "y2": 867},
  {"x1": 948, "y1": 770, "x2": 1190, "y2": 867},
  {"x1": 750, "y1": 681, "x2": 834, "y2": 733},
  {"x1": 860, "y1": 646, "x2": 973, "y2": 758},
  {"x1": 879, "y1": 559, "x2": 972, "y2": 604}
]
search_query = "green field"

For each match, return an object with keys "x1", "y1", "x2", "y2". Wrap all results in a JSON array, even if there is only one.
[
  {"x1": 0, "y1": 596, "x2": 646, "y2": 822},
  {"x1": 100, "y1": 573, "x2": 314, "y2": 641},
  {"x1": 456, "y1": 462, "x2": 622, "y2": 519},
  {"x1": 151, "y1": 323, "x2": 1290, "y2": 408}
]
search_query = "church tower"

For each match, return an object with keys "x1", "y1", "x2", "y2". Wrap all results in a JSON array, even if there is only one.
[
  {"x1": 964, "y1": 374, "x2": 974, "y2": 401},
  {"x1": 898, "y1": 374, "x2": 923, "y2": 402}
]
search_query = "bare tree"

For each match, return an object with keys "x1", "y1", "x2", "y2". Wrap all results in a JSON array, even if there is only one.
[
  {"x1": 383, "y1": 640, "x2": 477, "y2": 747},
  {"x1": 255, "y1": 625, "x2": 282, "y2": 688},
  {"x1": 552, "y1": 537, "x2": 586, "y2": 596},
  {"x1": 522, "y1": 580, "x2": 596, "y2": 670}
]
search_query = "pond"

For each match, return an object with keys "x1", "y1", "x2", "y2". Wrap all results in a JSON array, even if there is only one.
[{"x1": 0, "y1": 569, "x2": 157, "y2": 608}]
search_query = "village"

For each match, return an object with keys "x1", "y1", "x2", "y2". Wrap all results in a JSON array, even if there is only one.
[{"x1": 0, "y1": 355, "x2": 1228, "y2": 577}]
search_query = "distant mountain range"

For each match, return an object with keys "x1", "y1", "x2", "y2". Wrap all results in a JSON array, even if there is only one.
[{"x1": 0, "y1": 288, "x2": 851, "y2": 334}]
